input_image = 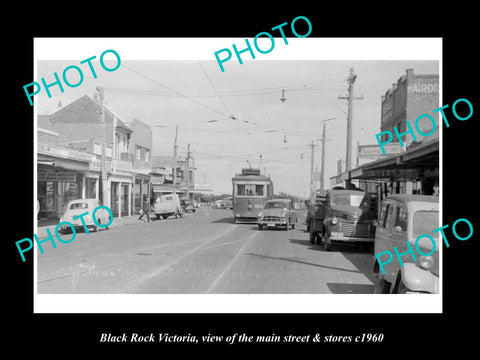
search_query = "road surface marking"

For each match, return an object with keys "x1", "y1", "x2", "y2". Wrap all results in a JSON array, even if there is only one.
[{"x1": 205, "y1": 232, "x2": 258, "y2": 294}]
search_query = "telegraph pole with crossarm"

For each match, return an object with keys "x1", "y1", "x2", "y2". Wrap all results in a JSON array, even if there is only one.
[{"x1": 338, "y1": 68, "x2": 363, "y2": 187}]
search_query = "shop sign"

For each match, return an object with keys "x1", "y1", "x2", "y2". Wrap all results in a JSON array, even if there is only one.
[
  {"x1": 358, "y1": 143, "x2": 402, "y2": 158},
  {"x1": 407, "y1": 82, "x2": 439, "y2": 94},
  {"x1": 38, "y1": 143, "x2": 96, "y2": 162},
  {"x1": 38, "y1": 169, "x2": 76, "y2": 182}
]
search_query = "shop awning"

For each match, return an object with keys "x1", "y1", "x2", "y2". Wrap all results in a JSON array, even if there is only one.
[{"x1": 331, "y1": 138, "x2": 439, "y2": 185}]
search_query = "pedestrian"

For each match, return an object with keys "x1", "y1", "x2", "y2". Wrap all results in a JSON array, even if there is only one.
[{"x1": 138, "y1": 195, "x2": 151, "y2": 222}]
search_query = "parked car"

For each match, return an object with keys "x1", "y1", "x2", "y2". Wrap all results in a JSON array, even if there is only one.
[
  {"x1": 153, "y1": 193, "x2": 184, "y2": 219},
  {"x1": 181, "y1": 198, "x2": 196, "y2": 213},
  {"x1": 309, "y1": 189, "x2": 378, "y2": 251},
  {"x1": 212, "y1": 200, "x2": 225, "y2": 209},
  {"x1": 59, "y1": 198, "x2": 111, "y2": 233},
  {"x1": 373, "y1": 194, "x2": 439, "y2": 294},
  {"x1": 257, "y1": 199, "x2": 297, "y2": 230}
]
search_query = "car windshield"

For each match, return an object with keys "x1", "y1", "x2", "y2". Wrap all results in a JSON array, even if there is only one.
[
  {"x1": 70, "y1": 202, "x2": 88, "y2": 209},
  {"x1": 413, "y1": 210, "x2": 439, "y2": 239},
  {"x1": 330, "y1": 194, "x2": 364, "y2": 207},
  {"x1": 265, "y1": 201, "x2": 288, "y2": 209}
]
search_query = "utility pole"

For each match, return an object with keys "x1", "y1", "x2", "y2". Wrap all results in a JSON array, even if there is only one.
[
  {"x1": 338, "y1": 68, "x2": 363, "y2": 187},
  {"x1": 309, "y1": 140, "x2": 315, "y2": 204},
  {"x1": 96, "y1": 86, "x2": 109, "y2": 208},
  {"x1": 320, "y1": 122, "x2": 327, "y2": 191},
  {"x1": 172, "y1": 125, "x2": 178, "y2": 195},
  {"x1": 318, "y1": 118, "x2": 335, "y2": 192},
  {"x1": 185, "y1": 143, "x2": 191, "y2": 199}
]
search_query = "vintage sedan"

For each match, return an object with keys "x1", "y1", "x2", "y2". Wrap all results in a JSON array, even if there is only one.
[
  {"x1": 257, "y1": 199, "x2": 297, "y2": 230},
  {"x1": 373, "y1": 194, "x2": 439, "y2": 294},
  {"x1": 181, "y1": 198, "x2": 196, "y2": 213},
  {"x1": 59, "y1": 198, "x2": 111, "y2": 233}
]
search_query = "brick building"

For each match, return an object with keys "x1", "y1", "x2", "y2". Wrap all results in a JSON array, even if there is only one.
[{"x1": 380, "y1": 68, "x2": 439, "y2": 147}]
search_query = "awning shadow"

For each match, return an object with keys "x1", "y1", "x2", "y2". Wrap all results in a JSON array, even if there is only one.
[{"x1": 245, "y1": 253, "x2": 362, "y2": 274}]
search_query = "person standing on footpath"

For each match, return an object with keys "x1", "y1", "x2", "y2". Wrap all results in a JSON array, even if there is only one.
[{"x1": 138, "y1": 195, "x2": 151, "y2": 222}]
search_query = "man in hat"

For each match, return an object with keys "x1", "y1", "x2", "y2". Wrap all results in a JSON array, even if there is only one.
[{"x1": 138, "y1": 195, "x2": 151, "y2": 222}]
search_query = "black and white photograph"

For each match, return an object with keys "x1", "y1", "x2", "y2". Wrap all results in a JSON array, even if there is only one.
[{"x1": 31, "y1": 38, "x2": 442, "y2": 313}]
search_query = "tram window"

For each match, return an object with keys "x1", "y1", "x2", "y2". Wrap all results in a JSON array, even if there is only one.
[
  {"x1": 246, "y1": 184, "x2": 255, "y2": 196},
  {"x1": 237, "y1": 184, "x2": 245, "y2": 196},
  {"x1": 255, "y1": 185, "x2": 264, "y2": 196}
]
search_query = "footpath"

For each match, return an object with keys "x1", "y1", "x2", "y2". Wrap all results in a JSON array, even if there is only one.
[{"x1": 36, "y1": 213, "x2": 154, "y2": 239}]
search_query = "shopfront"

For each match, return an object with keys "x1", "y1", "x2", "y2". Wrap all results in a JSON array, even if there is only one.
[
  {"x1": 37, "y1": 165, "x2": 85, "y2": 221},
  {"x1": 110, "y1": 177, "x2": 132, "y2": 218}
]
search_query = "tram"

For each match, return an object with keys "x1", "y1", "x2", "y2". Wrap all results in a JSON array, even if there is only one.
[{"x1": 232, "y1": 168, "x2": 273, "y2": 223}]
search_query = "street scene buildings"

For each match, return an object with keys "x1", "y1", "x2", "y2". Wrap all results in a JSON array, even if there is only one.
[{"x1": 34, "y1": 45, "x2": 440, "y2": 308}]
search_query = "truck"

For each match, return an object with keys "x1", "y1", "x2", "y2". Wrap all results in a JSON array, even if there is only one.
[
  {"x1": 153, "y1": 193, "x2": 184, "y2": 220},
  {"x1": 308, "y1": 188, "x2": 378, "y2": 252}
]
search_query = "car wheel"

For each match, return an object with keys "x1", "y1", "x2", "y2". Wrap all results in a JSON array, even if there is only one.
[
  {"x1": 374, "y1": 275, "x2": 391, "y2": 294},
  {"x1": 92, "y1": 225, "x2": 98, "y2": 232},
  {"x1": 324, "y1": 232, "x2": 332, "y2": 251},
  {"x1": 162, "y1": 214, "x2": 168, "y2": 219},
  {"x1": 396, "y1": 281, "x2": 409, "y2": 294},
  {"x1": 258, "y1": 224, "x2": 263, "y2": 230}
]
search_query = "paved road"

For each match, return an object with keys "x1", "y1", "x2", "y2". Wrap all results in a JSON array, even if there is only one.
[{"x1": 37, "y1": 207, "x2": 377, "y2": 294}]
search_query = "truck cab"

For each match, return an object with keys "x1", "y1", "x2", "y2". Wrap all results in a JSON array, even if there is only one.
[{"x1": 309, "y1": 189, "x2": 378, "y2": 252}]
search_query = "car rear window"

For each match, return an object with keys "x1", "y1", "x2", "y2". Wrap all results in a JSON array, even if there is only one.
[{"x1": 70, "y1": 202, "x2": 88, "y2": 209}]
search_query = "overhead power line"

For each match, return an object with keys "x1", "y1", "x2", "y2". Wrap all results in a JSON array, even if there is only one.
[{"x1": 120, "y1": 63, "x2": 231, "y2": 119}]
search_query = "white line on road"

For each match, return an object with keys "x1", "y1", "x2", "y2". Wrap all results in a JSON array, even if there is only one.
[{"x1": 205, "y1": 231, "x2": 258, "y2": 294}]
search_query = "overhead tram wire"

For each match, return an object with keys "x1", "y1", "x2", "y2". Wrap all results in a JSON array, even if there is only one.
[
  {"x1": 119, "y1": 63, "x2": 231, "y2": 119},
  {"x1": 196, "y1": 60, "x2": 261, "y2": 157}
]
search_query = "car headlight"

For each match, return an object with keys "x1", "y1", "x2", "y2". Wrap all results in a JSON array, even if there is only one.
[
  {"x1": 331, "y1": 216, "x2": 338, "y2": 225},
  {"x1": 419, "y1": 255, "x2": 434, "y2": 270}
]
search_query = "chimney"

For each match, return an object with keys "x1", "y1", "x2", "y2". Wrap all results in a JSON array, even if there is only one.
[{"x1": 406, "y1": 68, "x2": 414, "y2": 80}]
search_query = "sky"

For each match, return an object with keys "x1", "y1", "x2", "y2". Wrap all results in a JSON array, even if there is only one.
[{"x1": 35, "y1": 39, "x2": 439, "y2": 197}]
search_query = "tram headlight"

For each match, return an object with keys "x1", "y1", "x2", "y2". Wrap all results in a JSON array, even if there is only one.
[
  {"x1": 247, "y1": 204, "x2": 253, "y2": 210},
  {"x1": 331, "y1": 216, "x2": 338, "y2": 225}
]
